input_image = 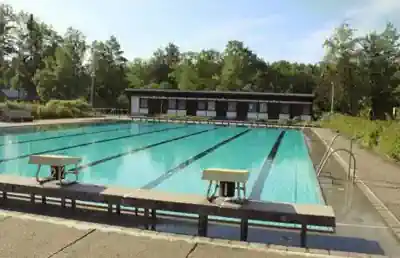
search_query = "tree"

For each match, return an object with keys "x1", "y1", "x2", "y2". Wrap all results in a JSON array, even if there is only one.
[
  {"x1": 323, "y1": 23, "x2": 363, "y2": 115},
  {"x1": 358, "y1": 23, "x2": 400, "y2": 119},
  {"x1": 3, "y1": 2, "x2": 400, "y2": 119}
]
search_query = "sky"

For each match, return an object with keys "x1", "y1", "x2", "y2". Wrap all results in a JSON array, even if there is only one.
[{"x1": 4, "y1": 0, "x2": 400, "y2": 63}]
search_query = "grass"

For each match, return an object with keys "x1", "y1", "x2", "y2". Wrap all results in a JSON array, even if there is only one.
[{"x1": 320, "y1": 113, "x2": 400, "y2": 161}]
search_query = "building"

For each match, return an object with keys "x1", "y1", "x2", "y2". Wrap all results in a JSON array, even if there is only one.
[{"x1": 125, "y1": 89, "x2": 314, "y2": 121}]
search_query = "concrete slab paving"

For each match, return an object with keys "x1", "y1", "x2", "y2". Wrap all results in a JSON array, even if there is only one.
[
  {"x1": 311, "y1": 127, "x2": 400, "y2": 243},
  {"x1": 305, "y1": 129, "x2": 400, "y2": 256},
  {"x1": 0, "y1": 217, "x2": 92, "y2": 258},
  {"x1": 52, "y1": 231, "x2": 195, "y2": 258},
  {"x1": 188, "y1": 244, "x2": 304, "y2": 258}
]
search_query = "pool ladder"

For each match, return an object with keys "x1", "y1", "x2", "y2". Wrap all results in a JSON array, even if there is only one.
[{"x1": 316, "y1": 133, "x2": 357, "y2": 182}]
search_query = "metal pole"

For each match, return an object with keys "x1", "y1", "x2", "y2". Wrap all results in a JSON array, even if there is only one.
[
  {"x1": 90, "y1": 74, "x2": 95, "y2": 106},
  {"x1": 90, "y1": 47, "x2": 97, "y2": 107},
  {"x1": 348, "y1": 139, "x2": 353, "y2": 180},
  {"x1": 330, "y1": 82, "x2": 334, "y2": 114}
]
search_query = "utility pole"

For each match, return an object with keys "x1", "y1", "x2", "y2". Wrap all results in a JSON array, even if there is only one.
[
  {"x1": 90, "y1": 46, "x2": 97, "y2": 107},
  {"x1": 330, "y1": 81, "x2": 335, "y2": 114}
]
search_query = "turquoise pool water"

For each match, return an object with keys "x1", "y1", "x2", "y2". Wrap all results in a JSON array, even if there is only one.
[{"x1": 0, "y1": 122, "x2": 325, "y2": 228}]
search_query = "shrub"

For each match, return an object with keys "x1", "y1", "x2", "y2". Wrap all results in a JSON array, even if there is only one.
[
  {"x1": 378, "y1": 123, "x2": 400, "y2": 160},
  {"x1": 1, "y1": 99, "x2": 93, "y2": 119},
  {"x1": 321, "y1": 113, "x2": 400, "y2": 161}
]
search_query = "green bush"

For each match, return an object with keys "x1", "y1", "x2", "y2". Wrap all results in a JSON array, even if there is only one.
[
  {"x1": 321, "y1": 113, "x2": 400, "y2": 161},
  {"x1": 378, "y1": 123, "x2": 400, "y2": 160},
  {"x1": 1, "y1": 99, "x2": 93, "y2": 119}
]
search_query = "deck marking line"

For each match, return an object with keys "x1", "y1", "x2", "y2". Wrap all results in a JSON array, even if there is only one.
[
  {"x1": 249, "y1": 130, "x2": 286, "y2": 200},
  {"x1": 336, "y1": 223, "x2": 388, "y2": 229},
  {"x1": 0, "y1": 123, "x2": 159, "y2": 147},
  {"x1": 0, "y1": 125, "x2": 187, "y2": 163},
  {"x1": 73, "y1": 127, "x2": 220, "y2": 171},
  {"x1": 141, "y1": 128, "x2": 251, "y2": 189}
]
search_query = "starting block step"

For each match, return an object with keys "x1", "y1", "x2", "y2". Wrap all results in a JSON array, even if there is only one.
[
  {"x1": 29, "y1": 155, "x2": 82, "y2": 166},
  {"x1": 202, "y1": 168, "x2": 249, "y2": 183}
]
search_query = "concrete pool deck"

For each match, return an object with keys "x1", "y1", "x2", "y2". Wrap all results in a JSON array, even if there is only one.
[
  {"x1": 0, "y1": 117, "x2": 114, "y2": 128},
  {"x1": 311, "y1": 128, "x2": 400, "y2": 241},
  {"x1": 0, "y1": 212, "x2": 354, "y2": 258}
]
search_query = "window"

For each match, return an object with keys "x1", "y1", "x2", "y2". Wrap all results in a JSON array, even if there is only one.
[
  {"x1": 198, "y1": 101, "x2": 206, "y2": 110},
  {"x1": 178, "y1": 99, "x2": 186, "y2": 110},
  {"x1": 208, "y1": 101, "x2": 215, "y2": 111},
  {"x1": 228, "y1": 102, "x2": 236, "y2": 112},
  {"x1": 168, "y1": 99, "x2": 176, "y2": 109},
  {"x1": 259, "y1": 103, "x2": 268, "y2": 113},
  {"x1": 139, "y1": 98, "x2": 148, "y2": 108},
  {"x1": 303, "y1": 104, "x2": 311, "y2": 115},
  {"x1": 281, "y1": 104, "x2": 289, "y2": 114},
  {"x1": 248, "y1": 102, "x2": 257, "y2": 113}
]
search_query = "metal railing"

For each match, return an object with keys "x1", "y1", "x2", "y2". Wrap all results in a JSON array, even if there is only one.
[
  {"x1": 92, "y1": 108, "x2": 129, "y2": 118},
  {"x1": 316, "y1": 133, "x2": 357, "y2": 182},
  {"x1": 130, "y1": 115, "x2": 319, "y2": 130}
]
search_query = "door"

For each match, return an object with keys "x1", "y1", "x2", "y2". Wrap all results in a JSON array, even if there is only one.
[
  {"x1": 148, "y1": 99, "x2": 161, "y2": 116},
  {"x1": 160, "y1": 99, "x2": 168, "y2": 114},
  {"x1": 236, "y1": 102, "x2": 248, "y2": 121},
  {"x1": 216, "y1": 101, "x2": 227, "y2": 119},
  {"x1": 290, "y1": 104, "x2": 302, "y2": 119},
  {"x1": 186, "y1": 100, "x2": 197, "y2": 116},
  {"x1": 267, "y1": 103, "x2": 280, "y2": 120}
]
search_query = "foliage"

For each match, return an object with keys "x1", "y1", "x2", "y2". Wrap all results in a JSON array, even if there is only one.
[
  {"x1": 378, "y1": 123, "x2": 400, "y2": 160},
  {"x1": 0, "y1": 99, "x2": 92, "y2": 119},
  {"x1": 321, "y1": 114, "x2": 400, "y2": 160},
  {"x1": 2, "y1": 3, "x2": 399, "y2": 115}
]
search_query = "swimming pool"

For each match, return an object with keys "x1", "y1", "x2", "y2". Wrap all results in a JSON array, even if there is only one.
[
  {"x1": 0, "y1": 121, "x2": 326, "y2": 230},
  {"x1": 0, "y1": 121, "x2": 323, "y2": 205}
]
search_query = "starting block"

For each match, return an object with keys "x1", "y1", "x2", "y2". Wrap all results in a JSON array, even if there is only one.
[
  {"x1": 202, "y1": 168, "x2": 249, "y2": 202},
  {"x1": 29, "y1": 154, "x2": 82, "y2": 185}
]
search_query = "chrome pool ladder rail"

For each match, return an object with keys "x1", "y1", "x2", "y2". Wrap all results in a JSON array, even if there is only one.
[{"x1": 316, "y1": 133, "x2": 357, "y2": 182}]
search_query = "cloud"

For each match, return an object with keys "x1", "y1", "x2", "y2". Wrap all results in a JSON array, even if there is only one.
[{"x1": 288, "y1": 0, "x2": 400, "y2": 63}]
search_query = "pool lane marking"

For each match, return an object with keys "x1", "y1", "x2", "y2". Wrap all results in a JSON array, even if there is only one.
[
  {"x1": 249, "y1": 130, "x2": 286, "y2": 200},
  {"x1": 141, "y1": 128, "x2": 251, "y2": 190},
  {"x1": 0, "y1": 125, "x2": 187, "y2": 164},
  {"x1": 0, "y1": 123, "x2": 159, "y2": 147},
  {"x1": 70, "y1": 127, "x2": 220, "y2": 171}
]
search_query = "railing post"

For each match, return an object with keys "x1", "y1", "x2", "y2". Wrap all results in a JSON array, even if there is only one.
[{"x1": 348, "y1": 138, "x2": 353, "y2": 181}]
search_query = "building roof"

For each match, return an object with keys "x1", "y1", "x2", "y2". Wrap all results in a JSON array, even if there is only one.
[
  {"x1": 125, "y1": 88, "x2": 314, "y2": 103},
  {"x1": 125, "y1": 88, "x2": 314, "y2": 97}
]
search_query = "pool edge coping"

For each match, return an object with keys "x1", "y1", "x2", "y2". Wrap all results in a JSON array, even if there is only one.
[{"x1": 0, "y1": 117, "x2": 122, "y2": 130}]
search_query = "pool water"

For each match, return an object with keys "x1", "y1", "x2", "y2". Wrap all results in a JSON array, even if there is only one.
[{"x1": 0, "y1": 121, "x2": 325, "y2": 228}]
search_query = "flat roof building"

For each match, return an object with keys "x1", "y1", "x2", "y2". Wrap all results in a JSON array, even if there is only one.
[{"x1": 125, "y1": 89, "x2": 314, "y2": 121}]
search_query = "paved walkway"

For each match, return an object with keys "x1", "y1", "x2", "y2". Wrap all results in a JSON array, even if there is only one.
[
  {"x1": 0, "y1": 214, "x2": 354, "y2": 258},
  {"x1": 312, "y1": 128, "x2": 400, "y2": 240},
  {"x1": 0, "y1": 117, "x2": 112, "y2": 128}
]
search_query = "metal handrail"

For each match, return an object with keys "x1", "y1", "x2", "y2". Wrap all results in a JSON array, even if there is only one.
[
  {"x1": 316, "y1": 132, "x2": 357, "y2": 182},
  {"x1": 317, "y1": 148, "x2": 357, "y2": 182},
  {"x1": 316, "y1": 133, "x2": 340, "y2": 172}
]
